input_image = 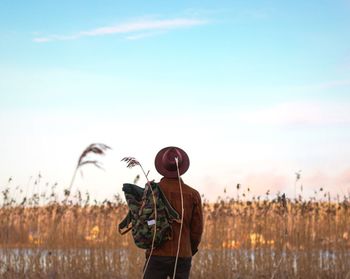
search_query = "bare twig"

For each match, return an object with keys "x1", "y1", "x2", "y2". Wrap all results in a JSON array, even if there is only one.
[{"x1": 270, "y1": 256, "x2": 283, "y2": 279}]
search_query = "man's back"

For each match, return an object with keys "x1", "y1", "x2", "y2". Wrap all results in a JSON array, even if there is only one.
[{"x1": 150, "y1": 177, "x2": 203, "y2": 257}]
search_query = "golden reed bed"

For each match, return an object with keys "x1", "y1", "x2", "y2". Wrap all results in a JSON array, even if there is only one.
[{"x1": 0, "y1": 194, "x2": 349, "y2": 279}]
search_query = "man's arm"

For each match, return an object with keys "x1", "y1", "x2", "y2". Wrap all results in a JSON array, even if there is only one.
[{"x1": 190, "y1": 190, "x2": 204, "y2": 255}]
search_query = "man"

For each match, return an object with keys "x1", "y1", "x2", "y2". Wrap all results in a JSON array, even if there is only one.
[{"x1": 143, "y1": 146, "x2": 204, "y2": 279}]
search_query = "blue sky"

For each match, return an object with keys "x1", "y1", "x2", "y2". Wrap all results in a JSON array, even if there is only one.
[{"x1": 1, "y1": 0, "x2": 350, "y2": 202}]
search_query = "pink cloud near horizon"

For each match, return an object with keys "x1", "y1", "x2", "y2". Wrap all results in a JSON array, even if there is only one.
[
  {"x1": 201, "y1": 168, "x2": 350, "y2": 201},
  {"x1": 243, "y1": 172, "x2": 288, "y2": 194}
]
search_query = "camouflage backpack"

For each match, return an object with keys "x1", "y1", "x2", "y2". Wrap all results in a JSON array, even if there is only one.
[{"x1": 118, "y1": 182, "x2": 180, "y2": 249}]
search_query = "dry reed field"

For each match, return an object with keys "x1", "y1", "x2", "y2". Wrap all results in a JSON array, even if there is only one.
[{"x1": 0, "y1": 184, "x2": 349, "y2": 279}]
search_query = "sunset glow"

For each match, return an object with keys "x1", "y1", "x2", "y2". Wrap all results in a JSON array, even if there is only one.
[{"x1": 1, "y1": 1, "x2": 350, "y2": 202}]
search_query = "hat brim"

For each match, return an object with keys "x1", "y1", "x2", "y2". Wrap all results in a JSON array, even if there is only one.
[{"x1": 155, "y1": 146, "x2": 190, "y2": 178}]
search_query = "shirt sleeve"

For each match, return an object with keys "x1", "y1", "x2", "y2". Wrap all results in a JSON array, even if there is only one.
[{"x1": 190, "y1": 190, "x2": 204, "y2": 255}]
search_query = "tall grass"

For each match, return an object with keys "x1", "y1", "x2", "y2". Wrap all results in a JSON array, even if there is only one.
[{"x1": 0, "y1": 182, "x2": 349, "y2": 278}]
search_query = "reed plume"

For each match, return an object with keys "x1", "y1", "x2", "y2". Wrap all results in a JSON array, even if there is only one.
[{"x1": 47, "y1": 143, "x2": 111, "y2": 246}]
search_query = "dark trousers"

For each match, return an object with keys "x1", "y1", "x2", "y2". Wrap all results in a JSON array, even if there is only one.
[{"x1": 143, "y1": 255, "x2": 192, "y2": 279}]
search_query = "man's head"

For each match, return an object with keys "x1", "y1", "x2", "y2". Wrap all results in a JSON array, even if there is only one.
[{"x1": 154, "y1": 146, "x2": 190, "y2": 178}]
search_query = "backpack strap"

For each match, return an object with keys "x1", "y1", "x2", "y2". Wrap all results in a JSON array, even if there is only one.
[
  {"x1": 156, "y1": 183, "x2": 181, "y2": 222},
  {"x1": 118, "y1": 211, "x2": 132, "y2": 235}
]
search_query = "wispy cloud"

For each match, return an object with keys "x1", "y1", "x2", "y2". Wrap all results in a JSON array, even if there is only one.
[
  {"x1": 33, "y1": 18, "x2": 207, "y2": 42},
  {"x1": 125, "y1": 31, "x2": 164, "y2": 41}
]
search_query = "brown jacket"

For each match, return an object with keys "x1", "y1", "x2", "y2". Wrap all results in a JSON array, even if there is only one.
[{"x1": 149, "y1": 177, "x2": 204, "y2": 257}]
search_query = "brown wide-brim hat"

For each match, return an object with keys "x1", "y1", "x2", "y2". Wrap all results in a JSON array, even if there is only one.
[{"x1": 155, "y1": 146, "x2": 190, "y2": 178}]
